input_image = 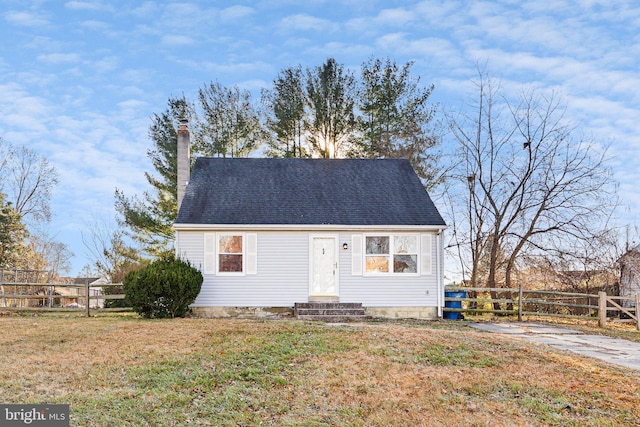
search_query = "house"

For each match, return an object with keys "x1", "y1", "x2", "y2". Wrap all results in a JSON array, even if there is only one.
[
  {"x1": 70, "y1": 277, "x2": 109, "y2": 308},
  {"x1": 173, "y1": 122, "x2": 447, "y2": 319},
  {"x1": 619, "y1": 245, "x2": 640, "y2": 305}
]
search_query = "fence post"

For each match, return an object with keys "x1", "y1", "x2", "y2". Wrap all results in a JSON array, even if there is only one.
[
  {"x1": 517, "y1": 284, "x2": 523, "y2": 322},
  {"x1": 598, "y1": 291, "x2": 607, "y2": 329},
  {"x1": 636, "y1": 294, "x2": 640, "y2": 331},
  {"x1": 86, "y1": 280, "x2": 91, "y2": 317}
]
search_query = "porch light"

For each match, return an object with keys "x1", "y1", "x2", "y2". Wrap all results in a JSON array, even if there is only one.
[{"x1": 343, "y1": 243, "x2": 348, "y2": 250}]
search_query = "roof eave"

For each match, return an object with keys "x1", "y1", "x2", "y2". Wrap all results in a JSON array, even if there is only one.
[{"x1": 173, "y1": 223, "x2": 447, "y2": 231}]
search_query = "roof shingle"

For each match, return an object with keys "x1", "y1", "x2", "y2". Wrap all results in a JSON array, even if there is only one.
[{"x1": 175, "y1": 158, "x2": 446, "y2": 226}]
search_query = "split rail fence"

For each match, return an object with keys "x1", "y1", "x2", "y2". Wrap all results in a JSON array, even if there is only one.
[
  {"x1": 444, "y1": 286, "x2": 639, "y2": 330},
  {"x1": 0, "y1": 269, "x2": 127, "y2": 317}
]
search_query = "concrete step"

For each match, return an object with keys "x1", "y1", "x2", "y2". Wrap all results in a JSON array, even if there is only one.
[
  {"x1": 296, "y1": 308, "x2": 365, "y2": 316},
  {"x1": 295, "y1": 302, "x2": 363, "y2": 309},
  {"x1": 294, "y1": 302, "x2": 366, "y2": 321},
  {"x1": 296, "y1": 315, "x2": 366, "y2": 322}
]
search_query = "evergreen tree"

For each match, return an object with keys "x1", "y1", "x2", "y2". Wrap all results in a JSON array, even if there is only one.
[
  {"x1": 0, "y1": 194, "x2": 28, "y2": 268},
  {"x1": 261, "y1": 66, "x2": 308, "y2": 157},
  {"x1": 306, "y1": 58, "x2": 357, "y2": 158},
  {"x1": 195, "y1": 81, "x2": 264, "y2": 157},
  {"x1": 356, "y1": 58, "x2": 441, "y2": 189},
  {"x1": 115, "y1": 96, "x2": 192, "y2": 258}
]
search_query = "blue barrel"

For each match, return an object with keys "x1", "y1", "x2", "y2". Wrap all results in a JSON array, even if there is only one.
[{"x1": 444, "y1": 291, "x2": 466, "y2": 320}]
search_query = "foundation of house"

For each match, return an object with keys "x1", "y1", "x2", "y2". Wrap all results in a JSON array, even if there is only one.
[
  {"x1": 365, "y1": 306, "x2": 438, "y2": 320},
  {"x1": 190, "y1": 306, "x2": 294, "y2": 318},
  {"x1": 190, "y1": 305, "x2": 438, "y2": 320}
]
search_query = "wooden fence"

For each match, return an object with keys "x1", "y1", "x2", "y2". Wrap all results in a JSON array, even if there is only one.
[
  {"x1": 0, "y1": 279, "x2": 128, "y2": 317},
  {"x1": 444, "y1": 286, "x2": 639, "y2": 330}
]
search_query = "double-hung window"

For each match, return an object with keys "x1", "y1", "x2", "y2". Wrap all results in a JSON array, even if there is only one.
[
  {"x1": 204, "y1": 233, "x2": 257, "y2": 275},
  {"x1": 365, "y1": 234, "x2": 419, "y2": 274},
  {"x1": 218, "y1": 234, "x2": 244, "y2": 273}
]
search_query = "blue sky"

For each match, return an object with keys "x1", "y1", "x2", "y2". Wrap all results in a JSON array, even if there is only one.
[{"x1": 1, "y1": 0, "x2": 639, "y2": 276}]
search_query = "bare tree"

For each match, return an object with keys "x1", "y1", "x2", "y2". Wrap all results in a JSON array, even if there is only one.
[
  {"x1": 448, "y1": 70, "x2": 618, "y2": 312},
  {"x1": 25, "y1": 227, "x2": 73, "y2": 281},
  {"x1": 0, "y1": 143, "x2": 58, "y2": 224},
  {"x1": 82, "y1": 214, "x2": 144, "y2": 283}
]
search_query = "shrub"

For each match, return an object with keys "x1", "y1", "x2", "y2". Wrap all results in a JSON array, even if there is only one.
[
  {"x1": 103, "y1": 284, "x2": 129, "y2": 308},
  {"x1": 123, "y1": 255, "x2": 203, "y2": 318}
]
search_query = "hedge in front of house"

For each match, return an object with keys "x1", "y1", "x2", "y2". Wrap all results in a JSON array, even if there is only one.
[{"x1": 123, "y1": 255, "x2": 203, "y2": 318}]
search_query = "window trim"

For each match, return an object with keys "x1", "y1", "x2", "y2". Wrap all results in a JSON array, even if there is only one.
[
  {"x1": 216, "y1": 233, "x2": 245, "y2": 275},
  {"x1": 363, "y1": 233, "x2": 420, "y2": 276},
  {"x1": 203, "y1": 232, "x2": 258, "y2": 276}
]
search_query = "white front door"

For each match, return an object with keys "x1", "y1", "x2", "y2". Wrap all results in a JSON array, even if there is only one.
[{"x1": 310, "y1": 236, "x2": 338, "y2": 298}]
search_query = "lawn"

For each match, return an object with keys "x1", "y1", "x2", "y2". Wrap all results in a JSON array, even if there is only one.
[{"x1": 0, "y1": 314, "x2": 638, "y2": 426}]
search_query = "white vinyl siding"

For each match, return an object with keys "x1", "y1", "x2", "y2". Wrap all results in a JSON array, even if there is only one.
[
  {"x1": 339, "y1": 232, "x2": 439, "y2": 307},
  {"x1": 176, "y1": 229, "x2": 442, "y2": 309},
  {"x1": 190, "y1": 231, "x2": 309, "y2": 307}
]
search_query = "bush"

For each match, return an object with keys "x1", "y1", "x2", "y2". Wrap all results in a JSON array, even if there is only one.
[
  {"x1": 123, "y1": 255, "x2": 203, "y2": 318},
  {"x1": 103, "y1": 284, "x2": 129, "y2": 308}
]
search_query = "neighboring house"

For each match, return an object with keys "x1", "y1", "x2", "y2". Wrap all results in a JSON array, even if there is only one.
[
  {"x1": 173, "y1": 124, "x2": 446, "y2": 319},
  {"x1": 0, "y1": 273, "x2": 108, "y2": 308},
  {"x1": 619, "y1": 245, "x2": 640, "y2": 304},
  {"x1": 64, "y1": 277, "x2": 109, "y2": 308}
]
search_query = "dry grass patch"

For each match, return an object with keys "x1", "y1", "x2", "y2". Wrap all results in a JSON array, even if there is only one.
[{"x1": 0, "y1": 314, "x2": 638, "y2": 426}]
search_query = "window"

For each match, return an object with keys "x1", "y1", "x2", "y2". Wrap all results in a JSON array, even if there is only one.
[
  {"x1": 365, "y1": 236, "x2": 390, "y2": 273},
  {"x1": 204, "y1": 233, "x2": 257, "y2": 275},
  {"x1": 218, "y1": 235, "x2": 243, "y2": 273},
  {"x1": 365, "y1": 235, "x2": 418, "y2": 274}
]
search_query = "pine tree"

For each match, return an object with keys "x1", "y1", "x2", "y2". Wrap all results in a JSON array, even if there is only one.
[
  {"x1": 356, "y1": 58, "x2": 441, "y2": 189},
  {"x1": 261, "y1": 66, "x2": 308, "y2": 157},
  {"x1": 306, "y1": 58, "x2": 357, "y2": 158},
  {"x1": 195, "y1": 81, "x2": 264, "y2": 158},
  {"x1": 115, "y1": 96, "x2": 192, "y2": 258}
]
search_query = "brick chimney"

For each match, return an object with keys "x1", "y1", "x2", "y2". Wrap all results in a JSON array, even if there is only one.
[{"x1": 177, "y1": 118, "x2": 190, "y2": 211}]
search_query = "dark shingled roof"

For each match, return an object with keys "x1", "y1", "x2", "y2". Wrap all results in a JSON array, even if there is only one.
[{"x1": 175, "y1": 158, "x2": 446, "y2": 226}]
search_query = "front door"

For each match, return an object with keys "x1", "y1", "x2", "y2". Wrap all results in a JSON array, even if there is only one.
[{"x1": 310, "y1": 236, "x2": 338, "y2": 299}]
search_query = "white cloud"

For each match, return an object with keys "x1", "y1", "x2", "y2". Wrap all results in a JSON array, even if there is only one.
[
  {"x1": 64, "y1": 1, "x2": 114, "y2": 12},
  {"x1": 170, "y1": 57, "x2": 273, "y2": 81},
  {"x1": 306, "y1": 41, "x2": 375, "y2": 60},
  {"x1": 0, "y1": 83, "x2": 53, "y2": 138},
  {"x1": 220, "y1": 5, "x2": 255, "y2": 21},
  {"x1": 375, "y1": 8, "x2": 414, "y2": 26},
  {"x1": 80, "y1": 20, "x2": 111, "y2": 32},
  {"x1": 279, "y1": 14, "x2": 337, "y2": 33},
  {"x1": 37, "y1": 53, "x2": 82, "y2": 64},
  {"x1": 91, "y1": 56, "x2": 120, "y2": 74},
  {"x1": 4, "y1": 10, "x2": 49, "y2": 27},
  {"x1": 375, "y1": 33, "x2": 463, "y2": 69},
  {"x1": 161, "y1": 34, "x2": 195, "y2": 46}
]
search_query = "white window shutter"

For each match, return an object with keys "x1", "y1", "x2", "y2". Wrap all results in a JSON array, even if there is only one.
[
  {"x1": 421, "y1": 234, "x2": 432, "y2": 275},
  {"x1": 204, "y1": 233, "x2": 216, "y2": 274},
  {"x1": 246, "y1": 233, "x2": 257, "y2": 274},
  {"x1": 352, "y1": 235, "x2": 363, "y2": 275}
]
